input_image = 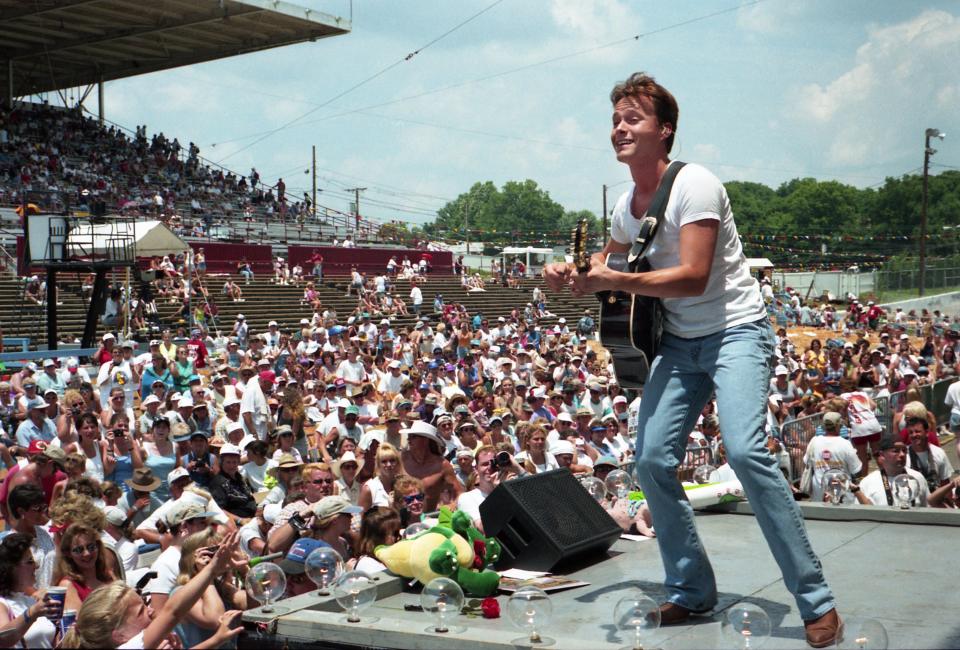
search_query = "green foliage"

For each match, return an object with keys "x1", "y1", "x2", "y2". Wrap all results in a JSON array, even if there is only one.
[
  {"x1": 425, "y1": 180, "x2": 596, "y2": 246},
  {"x1": 423, "y1": 171, "x2": 960, "y2": 265}
]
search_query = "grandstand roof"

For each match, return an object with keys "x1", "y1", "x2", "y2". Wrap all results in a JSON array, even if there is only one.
[{"x1": 0, "y1": 0, "x2": 351, "y2": 98}]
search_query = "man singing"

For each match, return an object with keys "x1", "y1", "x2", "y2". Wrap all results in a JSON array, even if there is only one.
[{"x1": 543, "y1": 72, "x2": 840, "y2": 647}]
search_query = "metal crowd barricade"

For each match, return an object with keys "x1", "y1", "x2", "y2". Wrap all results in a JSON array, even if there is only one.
[
  {"x1": 780, "y1": 413, "x2": 823, "y2": 481},
  {"x1": 677, "y1": 444, "x2": 714, "y2": 482}
]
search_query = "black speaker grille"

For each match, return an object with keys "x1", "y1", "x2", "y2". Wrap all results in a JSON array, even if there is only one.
[{"x1": 506, "y1": 470, "x2": 617, "y2": 545}]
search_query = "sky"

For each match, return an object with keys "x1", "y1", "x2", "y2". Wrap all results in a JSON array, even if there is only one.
[{"x1": 91, "y1": 0, "x2": 960, "y2": 230}]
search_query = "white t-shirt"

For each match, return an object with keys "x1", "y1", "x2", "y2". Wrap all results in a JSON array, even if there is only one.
[
  {"x1": 410, "y1": 286, "x2": 423, "y2": 306},
  {"x1": 860, "y1": 467, "x2": 930, "y2": 507},
  {"x1": 239, "y1": 519, "x2": 266, "y2": 558},
  {"x1": 840, "y1": 392, "x2": 882, "y2": 439},
  {"x1": 0, "y1": 593, "x2": 55, "y2": 648},
  {"x1": 802, "y1": 436, "x2": 862, "y2": 502},
  {"x1": 456, "y1": 487, "x2": 490, "y2": 524},
  {"x1": 906, "y1": 444, "x2": 953, "y2": 485},
  {"x1": 609, "y1": 163, "x2": 766, "y2": 338},
  {"x1": 945, "y1": 381, "x2": 960, "y2": 418},
  {"x1": 241, "y1": 459, "x2": 273, "y2": 492},
  {"x1": 146, "y1": 545, "x2": 181, "y2": 596}
]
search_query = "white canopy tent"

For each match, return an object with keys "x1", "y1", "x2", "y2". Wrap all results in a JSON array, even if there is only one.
[
  {"x1": 66, "y1": 219, "x2": 188, "y2": 260},
  {"x1": 500, "y1": 246, "x2": 555, "y2": 275}
]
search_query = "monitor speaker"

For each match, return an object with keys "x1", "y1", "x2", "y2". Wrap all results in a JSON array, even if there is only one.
[{"x1": 479, "y1": 468, "x2": 622, "y2": 571}]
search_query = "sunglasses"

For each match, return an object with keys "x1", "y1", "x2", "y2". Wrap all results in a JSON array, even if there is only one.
[
  {"x1": 402, "y1": 493, "x2": 425, "y2": 505},
  {"x1": 310, "y1": 478, "x2": 335, "y2": 485},
  {"x1": 70, "y1": 542, "x2": 98, "y2": 555},
  {"x1": 29, "y1": 503, "x2": 48, "y2": 512}
]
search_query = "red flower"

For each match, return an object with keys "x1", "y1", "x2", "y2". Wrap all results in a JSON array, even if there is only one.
[{"x1": 481, "y1": 597, "x2": 500, "y2": 619}]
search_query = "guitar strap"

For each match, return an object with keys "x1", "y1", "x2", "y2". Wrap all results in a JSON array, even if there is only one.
[{"x1": 626, "y1": 160, "x2": 687, "y2": 269}]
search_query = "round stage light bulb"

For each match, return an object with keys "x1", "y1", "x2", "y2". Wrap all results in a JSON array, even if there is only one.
[
  {"x1": 613, "y1": 589, "x2": 660, "y2": 650},
  {"x1": 403, "y1": 522, "x2": 430, "y2": 538},
  {"x1": 721, "y1": 602, "x2": 771, "y2": 649},
  {"x1": 579, "y1": 476, "x2": 608, "y2": 502},
  {"x1": 822, "y1": 468, "x2": 850, "y2": 505},
  {"x1": 333, "y1": 571, "x2": 378, "y2": 623},
  {"x1": 892, "y1": 474, "x2": 920, "y2": 509},
  {"x1": 836, "y1": 617, "x2": 889, "y2": 649},
  {"x1": 604, "y1": 469, "x2": 633, "y2": 499},
  {"x1": 507, "y1": 585, "x2": 554, "y2": 645},
  {"x1": 692, "y1": 464, "x2": 717, "y2": 485},
  {"x1": 304, "y1": 546, "x2": 344, "y2": 593},
  {"x1": 420, "y1": 577, "x2": 465, "y2": 634},
  {"x1": 244, "y1": 562, "x2": 286, "y2": 613}
]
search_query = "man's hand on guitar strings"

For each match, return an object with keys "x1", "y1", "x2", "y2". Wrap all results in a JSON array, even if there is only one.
[
  {"x1": 570, "y1": 261, "x2": 611, "y2": 297},
  {"x1": 542, "y1": 262, "x2": 573, "y2": 293}
]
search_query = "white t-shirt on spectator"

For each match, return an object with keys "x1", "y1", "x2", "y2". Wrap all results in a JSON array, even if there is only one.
[
  {"x1": 906, "y1": 445, "x2": 953, "y2": 485},
  {"x1": 859, "y1": 467, "x2": 930, "y2": 507},
  {"x1": 146, "y1": 545, "x2": 181, "y2": 596},
  {"x1": 457, "y1": 488, "x2": 490, "y2": 525}
]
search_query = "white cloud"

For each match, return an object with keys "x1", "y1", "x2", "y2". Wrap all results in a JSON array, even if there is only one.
[
  {"x1": 785, "y1": 9, "x2": 960, "y2": 167},
  {"x1": 737, "y1": 3, "x2": 804, "y2": 34},
  {"x1": 550, "y1": 0, "x2": 638, "y2": 43}
]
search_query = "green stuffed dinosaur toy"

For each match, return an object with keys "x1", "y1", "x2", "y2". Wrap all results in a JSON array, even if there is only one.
[
  {"x1": 373, "y1": 507, "x2": 501, "y2": 597},
  {"x1": 442, "y1": 507, "x2": 501, "y2": 597}
]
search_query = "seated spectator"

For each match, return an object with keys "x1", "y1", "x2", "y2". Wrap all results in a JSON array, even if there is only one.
[
  {"x1": 54, "y1": 523, "x2": 117, "y2": 611},
  {"x1": 858, "y1": 438, "x2": 934, "y2": 507},
  {"x1": 0, "y1": 442, "x2": 66, "y2": 518},
  {"x1": 800, "y1": 412, "x2": 861, "y2": 503},
  {"x1": 61, "y1": 531, "x2": 244, "y2": 649},
  {"x1": 0, "y1": 533, "x2": 60, "y2": 648},
  {"x1": 209, "y1": 444, "x2": 256, "y2": 520},
  {"x1": 277, "y1": 538, "x2": 328, "y2": 598},
  {"x1": 903, "y1": 416, "x2": 953, "y2": 493},
  {"x1": 392, "y1": 475, "x2": 426, "y2": 531},
  {"x1": 309, "y1": 495, "x2": 361, "y2": 559},
  {"x1": 350, "y1": 506, "x2": 401, "y2": 573}
]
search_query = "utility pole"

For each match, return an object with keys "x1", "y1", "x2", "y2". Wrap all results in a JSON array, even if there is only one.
[
  {"x1": 345, "y1": 186, "x2": 366, "y2": 234},
  {"x1": 921, "y1": 127, "x2": 946, "y2": 296},
  {"x1": 464, "y1": 199, "x2": 470, "y2": 256},
  {"x1": 602, "y1": 184, "x2": 608, "y2": 245},
  {"x1": 311, "y1": 145, "x2": 317, "y2": 220}
]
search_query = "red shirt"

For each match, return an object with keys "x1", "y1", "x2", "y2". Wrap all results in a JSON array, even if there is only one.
[{"x1": 897, "y1": 427, "x2": 939, "y2": 448}]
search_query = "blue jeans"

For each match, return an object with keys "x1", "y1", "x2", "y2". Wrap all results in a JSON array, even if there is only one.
[{"x1": 633, "y1": 318, "x2": 834, "y2": 621}]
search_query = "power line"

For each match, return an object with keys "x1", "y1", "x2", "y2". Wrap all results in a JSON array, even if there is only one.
[
  {"x1": 213, "y1": 0, "x2": 506, "y2": 164},
  {"x1": 210, "y1": 0, "x2": 768, "y2": 152}
]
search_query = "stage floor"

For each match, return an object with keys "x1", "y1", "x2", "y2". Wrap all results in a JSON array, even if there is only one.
[{"x1": 247, "y1": 508, "x2": 960, "y2": 649}]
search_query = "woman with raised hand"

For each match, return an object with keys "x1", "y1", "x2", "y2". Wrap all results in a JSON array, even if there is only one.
[{"x1": 60, "y1": 531, "x2": 244, "y2": 649}]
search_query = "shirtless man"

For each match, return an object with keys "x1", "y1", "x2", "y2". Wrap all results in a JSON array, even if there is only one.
[{"x1": 400, "y1": 421, "x2": 461, "y2": 511}]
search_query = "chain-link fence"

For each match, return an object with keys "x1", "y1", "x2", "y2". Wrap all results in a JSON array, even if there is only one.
[{"x1": 874, "y1": 263, "x2": 960, "y2": 298}]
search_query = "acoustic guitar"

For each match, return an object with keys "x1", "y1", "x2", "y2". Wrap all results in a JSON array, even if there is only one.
[{"x1": 571, "y1": 219, "x2": 662, "y2": 389}]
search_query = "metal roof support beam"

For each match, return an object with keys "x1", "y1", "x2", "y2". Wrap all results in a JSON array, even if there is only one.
[
  {"x1": 9, "y1": 7, "x2": 265, "y2": 61},
  {"x1": 97, "y1": 78, "x2": 103, "y2": 125},
  {"x1": 5, "y1": 60, "x2": 11, "y2": 106},
  {"x1": 0, "y1": 0, "x2": 105, "y2": 24}
]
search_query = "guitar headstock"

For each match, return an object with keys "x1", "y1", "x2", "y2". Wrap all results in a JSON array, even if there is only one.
[{"x1": 572, "y1": 219, "x2": 590, "y2": 273}]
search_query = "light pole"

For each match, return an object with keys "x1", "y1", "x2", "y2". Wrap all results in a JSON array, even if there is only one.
[{"x1": 920, "y1": 128, "x2": 946, "y2": 296}]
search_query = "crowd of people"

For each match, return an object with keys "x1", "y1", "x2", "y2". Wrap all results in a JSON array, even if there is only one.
[
  {"x1": 3, "y1": 101, "x2": 960, "y2": 648},
  {"x1": 0, "y1": 101, "x2": 316, "y2": 234},
  {"x1": 0, "y1": 247, "x2": 957, "y2": 646}
]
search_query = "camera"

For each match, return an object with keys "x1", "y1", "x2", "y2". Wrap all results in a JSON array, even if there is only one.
[
  {"x1": 288, "y1": 512, "x2": 307, "y2": 534},
  {"x1": 113, "y1": 429, "x2": 126, "y2": 437}
]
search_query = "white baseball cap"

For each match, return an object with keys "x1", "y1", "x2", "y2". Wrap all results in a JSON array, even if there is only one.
[{"x1": 550, "y1": 440, "x2": 576, "y2": 456}]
